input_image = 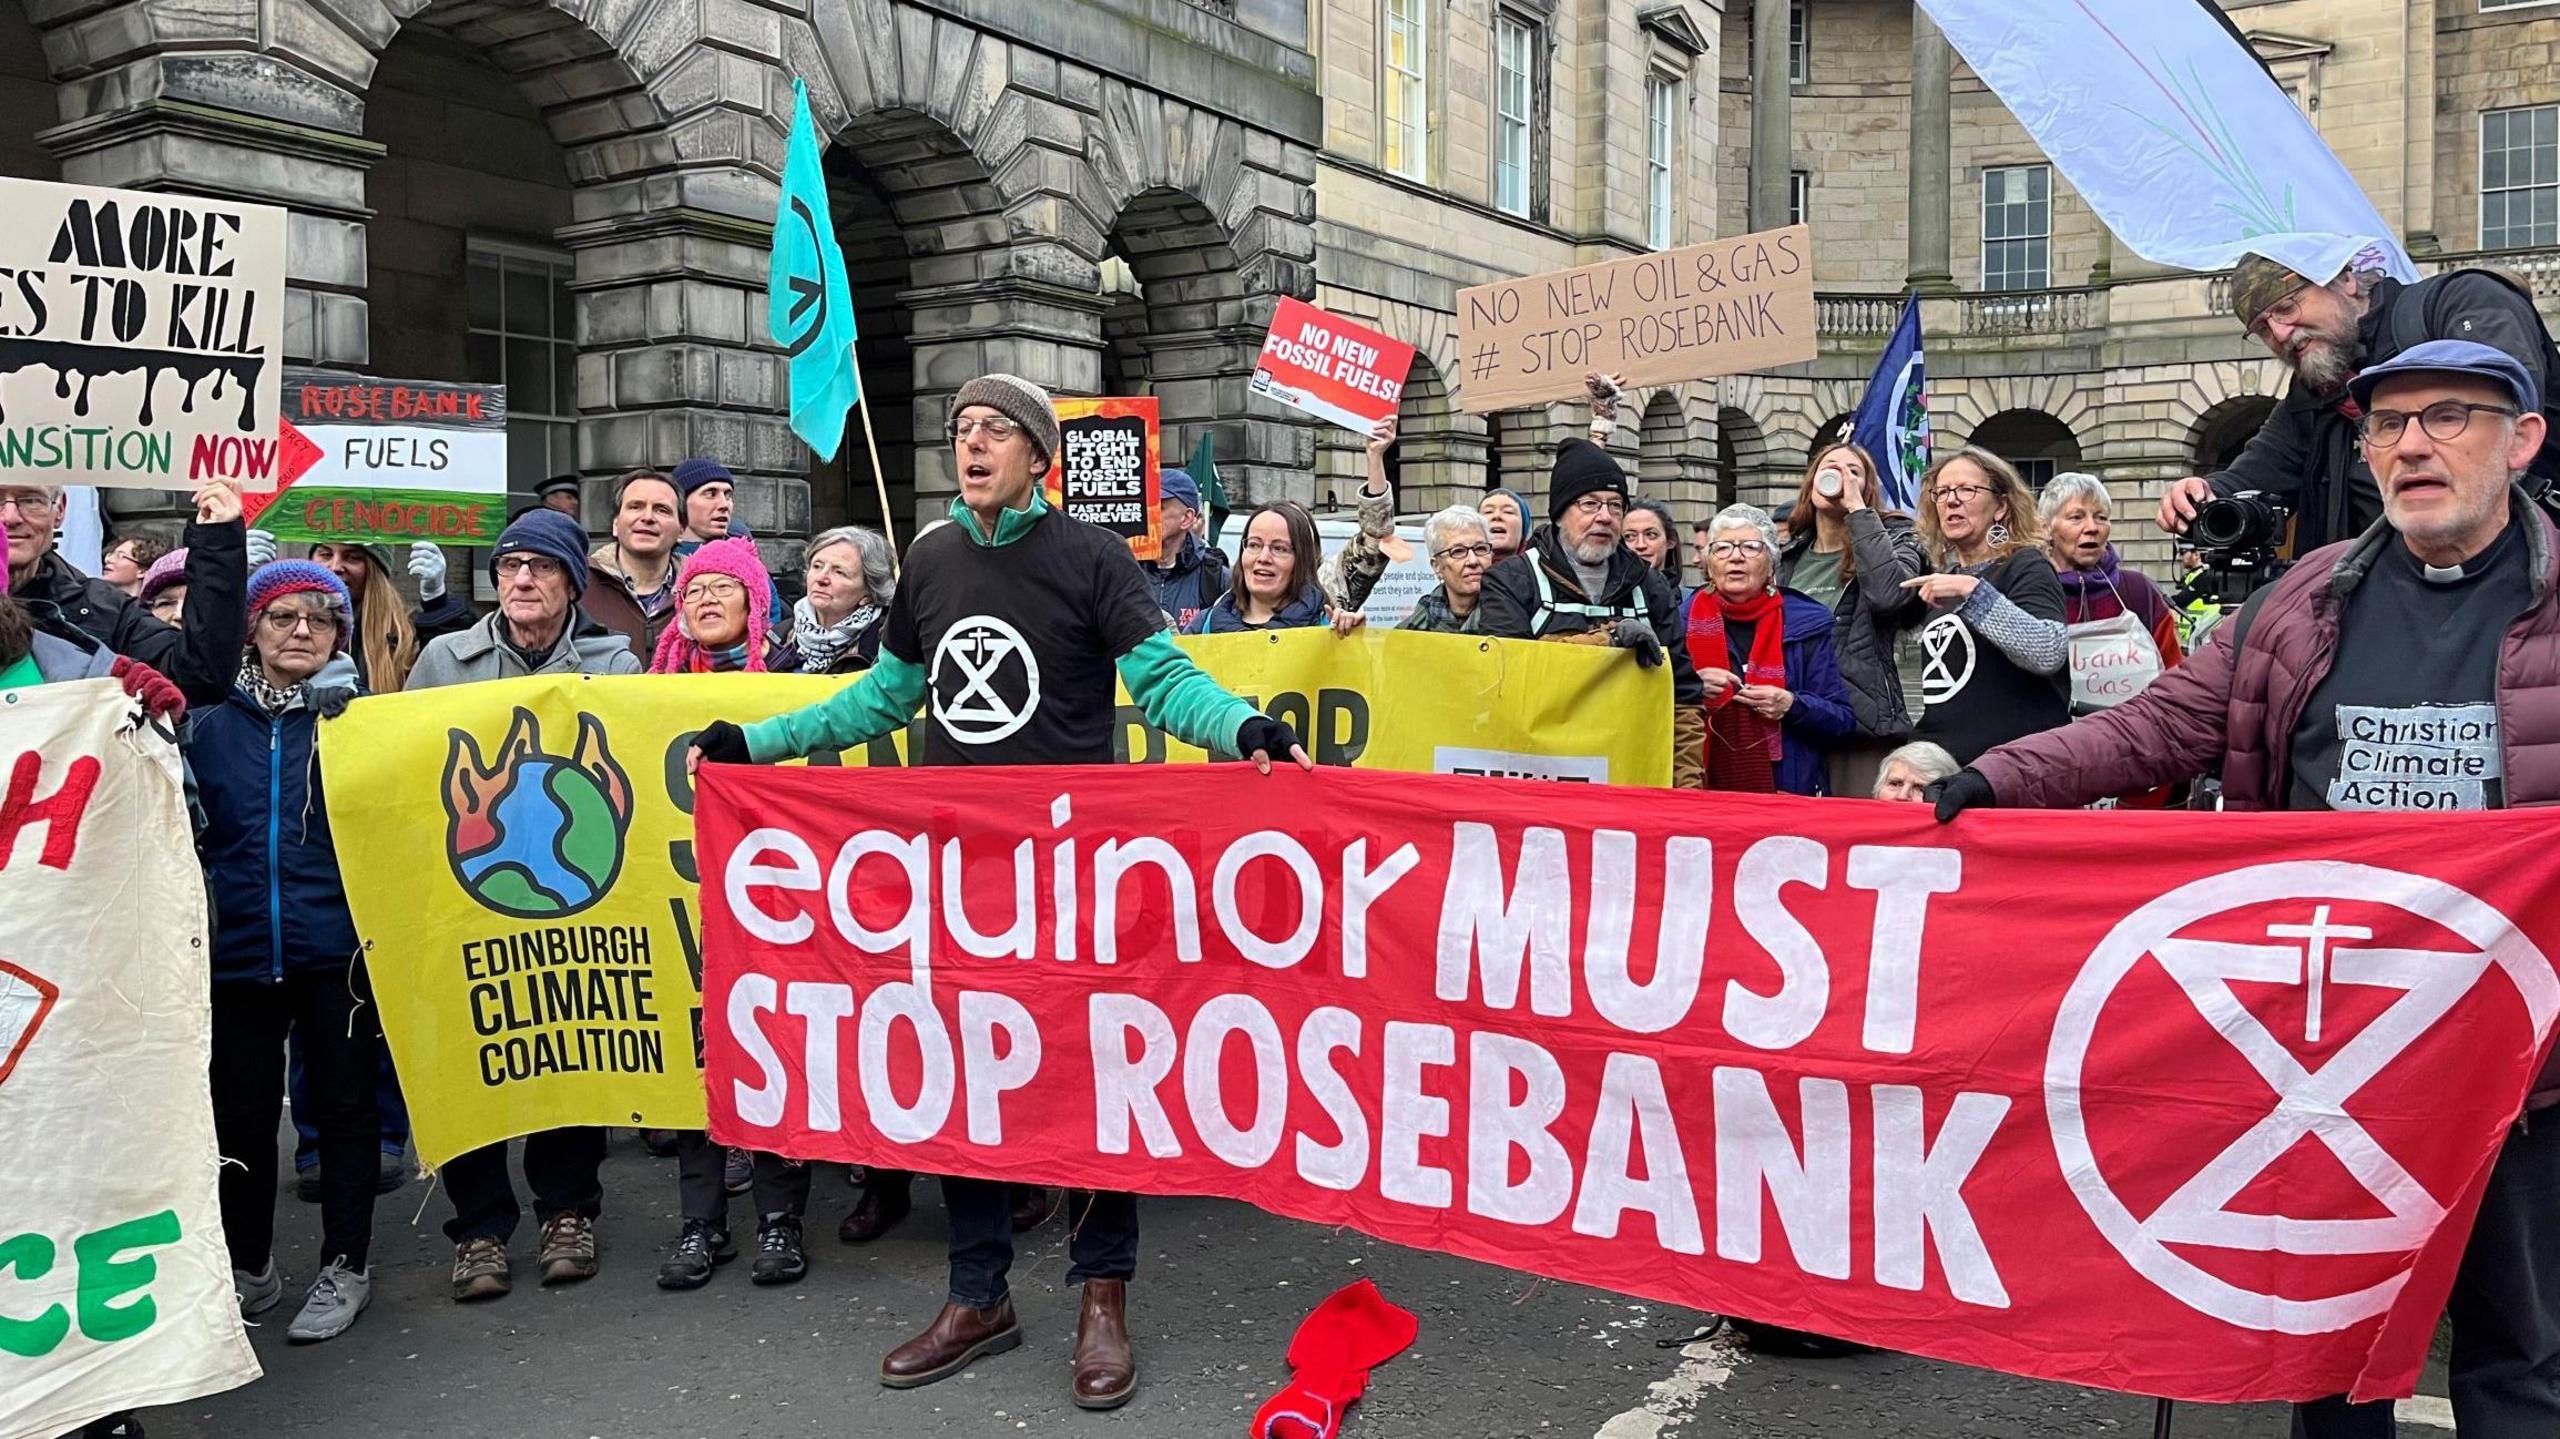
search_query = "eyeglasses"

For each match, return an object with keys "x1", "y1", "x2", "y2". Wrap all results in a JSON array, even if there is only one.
[
  {"x1": 1706, "y1": 539, "x2": 1771, "y2": 558},
  {"x1": 0, "y1": 491, "x2": 54, "y2": 518},
  {"x1": 1432, "y1": 541, "x2": 1494, "y2": 562},
  {"x1": 949, "y1": 416, "x2": 1022, "y2": 442},
  {"x1": 2359, "y1": 400, "x2": 2520, "y2": 448},
  {"x1": 257, "y1": 609, "x2": 342, "y2": 636},
  {"x1": 685, "y1": 578, "x2": 747, "y2": 603},
  {"x1": 1926, "y1": 483, "x2": 1996, "y2": 503},
  {"x1": 2245, "y1": 286, "x2": 2312, "y2": 346},
  {"x1": 1568, "y1": 495, "x2": 1628, "y2": 518},
  {"x1": 496, "y1": 555, "x2": 566, "y2": 580},
  {"x1": 1241, "y1": 538, "x2": 1295, "y2": 559}
]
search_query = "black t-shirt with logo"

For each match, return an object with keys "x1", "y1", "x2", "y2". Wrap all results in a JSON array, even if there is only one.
[
  {"x1": 1910, "y1": 549, "x2": 2072, "y2": 765},
  {"x1": 2288, "y1": 523, "x2": 2530, "y2": 812},
  {"x1": 883, "y1": 508, "x2": 1167, "y2": 766}
]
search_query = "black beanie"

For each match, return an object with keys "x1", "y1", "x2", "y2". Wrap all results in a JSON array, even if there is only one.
[{"x1": 1548, "y1": 438, "x2": 1627, "y2": 521}]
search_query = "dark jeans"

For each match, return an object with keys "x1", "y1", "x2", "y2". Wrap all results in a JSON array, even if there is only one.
[
  {"x1": 439, "y1": 1128, "x2": 606, "y2": 1244},
  {"x1": 210, "y1": 971, "x2": 384, "y2": 1271},
  {"x1": 290, "y1": 1027, "x2": 408, "y2": 1169},
  {"x1": 674, "y1": 1133, "x2": 812, "y2": 1226},
  {"x1": 2295, "y1": 1114, "x2": 2560, "y2": 1438},
  {"x1": 945, "y1": 1180, "x2": 1135, "y2": 1309}
]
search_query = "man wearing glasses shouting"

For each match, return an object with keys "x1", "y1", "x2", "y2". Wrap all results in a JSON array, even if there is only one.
[
  {"x1": 2157, "y1": 243, "x2": 2559, "y2": 554},
  {"x1": 5, "y1": 477, "x2": 247, "y2": 705},
  {"x1": 1477, "y1": 436, "x2": 1708, "y2": 787}
]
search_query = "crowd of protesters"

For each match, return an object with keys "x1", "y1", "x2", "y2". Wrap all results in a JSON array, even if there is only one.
[{"x1": 8, "y1": 236, "x2": 2560, "y2": 1438}]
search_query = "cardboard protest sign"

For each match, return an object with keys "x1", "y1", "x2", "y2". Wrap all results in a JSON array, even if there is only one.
[
  {"x1": 700, "y1": 765, "x2": 2560, "y2": 1406},
  {"x1": 1, "y1": 682, "x2": 260, "y2": 1439},
  {"x1": 1046, "y1": 397, "x2": 1162, "y2": 560},
  {"x1": 250, "y1": 368, "x2": 510, "y2": 544},
  {"x1": 325, "y1": 638, "x2": 1663, "y2": 1161},
  {"x1": 1455, "y1": 224, "x2": 1816, "y2": 413},
  {"x1": 1251, "y1": 298, "x2": 1416, "y2": 434},
  {"x1": 0, "y1": 178, "x2": 287, "y2": 491}
]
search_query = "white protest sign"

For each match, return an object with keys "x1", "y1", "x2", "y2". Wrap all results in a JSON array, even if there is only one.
[
  {"x1": 0, "y1": 681, "x2": 259, "y2": 1439},
  {"x1": 0, "y1": 178, "x2": 287, "y2": 491}
]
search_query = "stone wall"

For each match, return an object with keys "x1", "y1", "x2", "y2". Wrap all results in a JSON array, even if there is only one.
[
  {"x1": 2433, "y1": 0, "x2": 2560, "y2": 253},
  {"x1": 2, "y1": 3, "x2": 58, "y2": 184}
]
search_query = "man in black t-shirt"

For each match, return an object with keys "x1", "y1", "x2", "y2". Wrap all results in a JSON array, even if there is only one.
[{"x1": 693, "y1": 372, "x2": 1307, "y2": 1412}]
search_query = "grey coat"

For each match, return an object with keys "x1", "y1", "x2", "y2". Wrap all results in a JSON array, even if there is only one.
[
  {"x1": 1777, "y1": 509, "x2": 1928, "y2": 741},
  {"x1": 405, "y1": 610, "x2": 644, "y2": 690},
  {"x1": 29, "y1": 629, "x2": 118, "y2": 684}
]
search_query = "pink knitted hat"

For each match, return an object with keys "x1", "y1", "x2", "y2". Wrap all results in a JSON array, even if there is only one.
[{"x1": 648, "y1": 536, "x2": 772, "y2": 673}]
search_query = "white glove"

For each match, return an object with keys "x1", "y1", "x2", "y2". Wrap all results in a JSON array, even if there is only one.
[
  {"x1": 245, "y1": 528, "x2": 278, "y2": 568},
  {"x1": 408, "y1": 541, "x2": 448, "y2": 601}
]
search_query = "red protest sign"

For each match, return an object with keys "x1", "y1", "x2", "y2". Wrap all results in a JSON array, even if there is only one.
[
  {"x1": 1251, "y1": 298, "x2": 1416, "y2": 435},
  {"x1": 696, "y1": 765, "x2": 2560, "y2": 1406},
  {"x1": 1044, "y1": 396, "x2": 1162, "y2": 561}
]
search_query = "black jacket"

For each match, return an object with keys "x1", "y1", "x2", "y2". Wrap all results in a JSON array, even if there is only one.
[
  {"x1": 1477, "y1": 524, "x2": 1705, "y2": 707},
  {"x1": 1778, "y1": 509, "x2": 1928, "y2": 741},
  {"x1": 2210, "y1": 271, "x2": 2551, "y2": 552},
  {"x1": 9, "y1": 518, "x2": 245, "y2": 706}
]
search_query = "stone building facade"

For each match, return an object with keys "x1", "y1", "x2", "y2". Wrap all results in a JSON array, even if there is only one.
[
  {"x1": 0, "y1": 0, "x2": 1331, "y2": 555},
  {"x1": 1714, "y1": 0, "x2": 2560, "y2": 574}
]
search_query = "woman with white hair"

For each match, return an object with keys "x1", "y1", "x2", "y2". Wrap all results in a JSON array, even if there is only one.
[
  {"x1": 1400, "y1": 505, "x2": 1494, "y2": 633},
  {"x1": 2039, "y1": 472, "x2": 2185, "y2": 712},
  {"x1": 1871, "y1": 741, "x2": 1960, "y2": 802},
  {"x1": 1681, "y1": 503, "x2": 1856, "y2": 794},
  {"x1": 771, "y1": 525, "x2": 896, "y2": 675}
]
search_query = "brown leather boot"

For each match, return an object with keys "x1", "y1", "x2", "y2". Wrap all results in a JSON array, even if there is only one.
[
  {"x1": 1071, "y1": 1279, "x2": 1137, "y2": 1410},
  {"x1": 837, "y1": 1179, "x2": 912, "y2": 1244},
  {"x1": 880, "y1": 1298, "x2": 1020, "y2": 1389},
  {"x1": 1010, "y1": 1184, "x2": 1059, "y2": 1232}
]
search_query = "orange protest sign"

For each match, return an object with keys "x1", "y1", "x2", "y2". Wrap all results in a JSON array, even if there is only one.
[
  {"x1": 1045, "y1": 396, "x2": 1162, "y2": 561},
  {"x1": 1454, "y1": 225, "x2": 1817, "y2": 413}
]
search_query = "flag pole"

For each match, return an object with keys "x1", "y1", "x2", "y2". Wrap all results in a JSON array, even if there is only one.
[{"x1": 854, "y1": 394, "x2": 901, "y2": 569}]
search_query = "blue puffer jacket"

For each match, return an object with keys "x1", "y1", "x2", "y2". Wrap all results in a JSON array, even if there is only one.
[
  {"x1": 1189, "y1": 584, "x2": 1329, "y2": 634},
  {"x1": 1684, "y1": 589, "x2": 1858, "y2": 796},
  {"x1": 193, "y1": 684, "x2": 359, "y2": 984}
]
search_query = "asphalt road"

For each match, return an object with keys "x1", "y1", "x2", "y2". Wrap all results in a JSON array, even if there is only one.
[{"x1": 141, "y1": 1134, "x2": 2450, "y2": 1439}]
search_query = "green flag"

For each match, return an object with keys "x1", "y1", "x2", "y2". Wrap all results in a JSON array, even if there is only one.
[
  {"x1": 767, "y1": 79, "x2": 861, "y2": 462},
  {"x1": 1189, "y1": 432, "x2": 1228, "y2": 548}
]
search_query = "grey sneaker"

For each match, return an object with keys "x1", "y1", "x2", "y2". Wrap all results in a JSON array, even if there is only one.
[
  {"x1": 285, "y1": 1261, "x2": 371, "y2": 1343},
  {"x1": 234, "y1": 1259, "x2": 284, "y2": 1317}
]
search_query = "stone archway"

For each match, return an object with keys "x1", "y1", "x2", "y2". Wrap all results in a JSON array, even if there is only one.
[
  {"x1": 1715, "y1": 404, "x2": 1773, "y2": 509},
  {"x1": 2190, "y1": 395, "x2": 2277, "y2": 474},
  {"x1": 1968, "y1": 408, "x2": 2082, "y2": 490},
  {"x1": 1099, "y1": 185, "x2": 1256, "y2": 497}
]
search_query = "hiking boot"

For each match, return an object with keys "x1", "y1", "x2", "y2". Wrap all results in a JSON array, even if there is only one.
[
  {"x1": 234, "y1": 1259, "x2": 284, "y2": 1317},
  {"x1": 538, "y1": 1212, "x2": 598, "y2": 1285},
  {"x1": 656, "y1": 1219, "x2": 734, "y2": 1290},
  {"x1": 286, "y1": 1260, "x2": 372, "y2": 1343},
  {"x1": 751, "y1": 1215, "x2": 806, "y2": 1286},
  {"x1": 838, "y1": 1180, "x2": 912, "y2": 1244},
  {"x1": 723, "y1": 1147, "x2": 753, "y2": 1194},
  {"x1": 450, "y1": 1237, "x2": 510, "y2": 1302}
]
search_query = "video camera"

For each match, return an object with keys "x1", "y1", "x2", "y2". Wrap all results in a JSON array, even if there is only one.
[{"x1": 2177, "y1": 489, "x2": 2292, "y2": 610}]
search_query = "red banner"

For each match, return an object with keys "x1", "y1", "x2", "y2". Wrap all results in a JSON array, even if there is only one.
[
  {"x1": 1250, "y1": 297, "x2": 1416, "y2": 434},
  {"x1": 695, "y1": 765, "x2": 2560, "y2": 1405}
]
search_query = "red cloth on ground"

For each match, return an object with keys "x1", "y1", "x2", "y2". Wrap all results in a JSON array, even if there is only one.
[{"x1": 1251, "y1": 1279, "x2": 1419, "y2": 1439}]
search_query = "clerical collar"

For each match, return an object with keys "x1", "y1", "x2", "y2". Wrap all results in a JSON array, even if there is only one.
[{"x1": 2410, "y1": 522, "x2": 2516, "y2": 585}]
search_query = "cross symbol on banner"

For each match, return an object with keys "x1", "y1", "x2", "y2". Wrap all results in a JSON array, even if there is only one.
[{"x1": 2138, "y1": 913, "x2": 2488, "y2": 1256}]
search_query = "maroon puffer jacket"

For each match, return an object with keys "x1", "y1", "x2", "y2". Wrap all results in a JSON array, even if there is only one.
[{"x1": 1973, "y1": 494, "x2": 2560, "y2": 1106}]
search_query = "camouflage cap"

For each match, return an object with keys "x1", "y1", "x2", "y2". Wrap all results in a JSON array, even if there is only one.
[{"x1": 2229, "y1": 252, "x2": 2313, "y2": 330}]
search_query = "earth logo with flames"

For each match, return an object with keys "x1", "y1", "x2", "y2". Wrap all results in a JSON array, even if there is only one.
[{"x1": 443, "y1": 707, "x2": 632, "y2": 920}]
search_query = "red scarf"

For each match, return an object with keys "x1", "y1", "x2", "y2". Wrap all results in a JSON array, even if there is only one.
[{"x1": 1684, "y1": 588, "x2": 1787, "y2": 792}]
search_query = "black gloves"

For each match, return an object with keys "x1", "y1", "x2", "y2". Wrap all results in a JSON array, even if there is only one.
[
  {"x1": 1928, "y1": 768, "x2": 1996, "y2": 823},
  {"x1": 693, "y1": 719, "x2": 755, "y2": 767},
  {"x1": 1611, "y1": 617, "x2": 1665, "y2": 669},
  {"x1": 1235, "y1": 713, "x2": 1302, "y2": 764}
]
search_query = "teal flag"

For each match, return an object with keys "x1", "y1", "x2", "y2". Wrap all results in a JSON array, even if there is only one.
[{"x1": 768, "y1": 79, "x2": 861, "y2": 462}]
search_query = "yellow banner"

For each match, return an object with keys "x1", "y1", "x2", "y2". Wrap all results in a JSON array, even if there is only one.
[{"x1": 321, "y1": 631, "x2": 1666, "y2": 1167}]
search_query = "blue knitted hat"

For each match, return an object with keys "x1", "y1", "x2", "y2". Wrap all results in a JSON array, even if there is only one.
[{"x1": 244, "y1": 560, "x2": 353, "y2": 651}]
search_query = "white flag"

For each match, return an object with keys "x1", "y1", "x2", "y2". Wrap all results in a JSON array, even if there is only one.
[{"x1": 1914, "y1": 0, "x2": 2416, "y2": 283}]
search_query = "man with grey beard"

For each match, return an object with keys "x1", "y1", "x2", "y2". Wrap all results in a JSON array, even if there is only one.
[
  {"x1": 1476, "y1": 437, "x2": 1707, "y2": 787},
  {"x1": 2158, "y1": 246, "x2": 2557, "y2": 553}
]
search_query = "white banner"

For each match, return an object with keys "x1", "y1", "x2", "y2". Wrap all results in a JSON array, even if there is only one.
[
  {"x1": 0, "y1": 681, "x2": 259, "y2": 1439},
  {"x1": 1914, "y1": 0, "x2": 2416, "y2": 283}
]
